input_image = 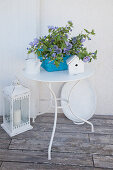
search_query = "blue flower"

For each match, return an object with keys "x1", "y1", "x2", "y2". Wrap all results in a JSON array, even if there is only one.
[
  {"x1": 88, "y1": 38, "x2": 91, "y2": 40},
  {"x1": 76, "y1": 50, "x2": 80, "y2": 53},
  {"x1": 48, "y1": 48, "x2": 52, "y2": 51},
  {"x1": 33, "y1": 38, "x2": 39, "y2": 45},
  {"x1": 65, "y1": 34, "x2": 68, "y2": 38},
  {"x1": 44, "y1": 36, "x2": 47, "y2": 39},
  {"x1": 65, "y1": 41, "x2": 69, "y2": 46},
  {"x1": 81, "y1": 38, "x2": 86, "y2": 43},
  {"x1": 53, "y1": 45, "x2": 58, "y2": 50},
  {"x1": 29, "y1": 42, "x2": 33, "y2": 46},
  {"x1": 52, "y1": 53, "x2": 56, "y2": 58},
  {"x1": 83, "y1": 56, "x2": 90, "y2": 62},
  {"x1": 48, "y1": 26, "x2": 54, "y2": 30},
  {"x1": 63, "y1": 48, "x2": 69, "y2": 53},
  {"x1": 51, "y1": 39, "x2": 55, "y2": 44},
  {"x1": 72, "y1": 37, "x2": 76, "y2": 44},
  {"x1": 65, "y1": 42, "x2": 72, "y2": 49},
  {"x1": 45, "y1": 54, "x2": 48, "y2": 57},
  {"x1": 55, "y1": 48, "x2": 62, "y2": 54},
  {"x1": 63, "y1": 48, "x2": 67, "y2": 53}
]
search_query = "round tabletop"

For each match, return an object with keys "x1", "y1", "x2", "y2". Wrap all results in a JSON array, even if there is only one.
[{"x1": 23, "y1": 66, "x2": 94, "y2": 83}]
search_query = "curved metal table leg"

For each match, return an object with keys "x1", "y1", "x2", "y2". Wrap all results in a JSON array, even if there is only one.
[
  {"x1": 67, "y1": 80, "x2": 94, "y2": 132},
  {"x1": 46, "y1": 83, "x2": 57, "y2": 160}
]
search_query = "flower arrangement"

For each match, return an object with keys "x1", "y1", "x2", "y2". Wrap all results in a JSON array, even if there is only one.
[{"x1": 27, "y1": 21, "x2": 97, "y2": 68}]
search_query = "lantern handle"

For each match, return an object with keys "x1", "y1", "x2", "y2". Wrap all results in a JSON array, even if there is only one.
[{"x1": 12, "y1": 78, "x2": 20, "y2": 86}]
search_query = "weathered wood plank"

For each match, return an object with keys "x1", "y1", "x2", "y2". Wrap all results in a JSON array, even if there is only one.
[
  {"x1": 12, "y1": 131, "x2": 89, "y2": 143},
  {"x1": 0, "y1": 128, "x2": 11, "y2": 139},
  {"x1": 36, "y1": 114, "x2": 113, "y2": 127},
  {"x1": 32, "y1": 122, "x2": 113, "y2": 135},
  {"x1": 0, "y1": 162, "x2": 107, "y2": 170},
  {"x1": 0, "y1": 150, "x2": 93, "y2": 167},
  {"x1": 0, "y1": 162, "x2": 2, "y2": 167},
  {"x1": 89, "y1": 134, "x2": 113, "y2": 145},
  {"x1": 92, "y1": 115, "x2": 113, "y2": 120},
  {"x1": 93, "y1": 155, "x2": 113, "y2": 169},
  {"x1": 0, "y1": 139, "x2": 11, "y2": 149},
  {"x1": 9, "y1": 138, "x2": 113, "y2": 156},
  {"x1": 36, "y1": 113, "x2": 113, "y2": 120}
]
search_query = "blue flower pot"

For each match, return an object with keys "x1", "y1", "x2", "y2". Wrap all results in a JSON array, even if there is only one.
[{"x1": 39, "y1": 55, "x2": 70, "y2": 72}]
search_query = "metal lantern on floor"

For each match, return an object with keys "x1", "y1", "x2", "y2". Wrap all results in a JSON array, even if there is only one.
[{"x1": 1, "y1": 80, "x2": 33, "y2": 137}]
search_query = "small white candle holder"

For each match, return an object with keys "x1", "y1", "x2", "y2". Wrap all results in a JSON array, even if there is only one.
[{"x1": 1, "y1": 80, "x2": 33, "y2": 137}]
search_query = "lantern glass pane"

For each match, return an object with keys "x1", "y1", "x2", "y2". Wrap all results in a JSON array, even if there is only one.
[
  {"x1": 21, "y1": 97, "x2": 29, "y2": 123},
  {"x1": 13, "y1": 97, "x2": 29, "y2": 127},
  {"x1": 13, "y1": 100, "x2": 21, "y2": 127},
  {"x1": 4, "y1": 98, "x2": 10, "y2": 126}
]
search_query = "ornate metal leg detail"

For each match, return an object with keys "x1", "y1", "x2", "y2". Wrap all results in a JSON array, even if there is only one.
[{"x1": 46, "y1": 83, "x2": 57, "y2": 160}]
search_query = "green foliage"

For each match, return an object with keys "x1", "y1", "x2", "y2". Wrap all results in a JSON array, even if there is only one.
[{"x1": 27, "y1": 21, "x2": 97, "y2": 67}]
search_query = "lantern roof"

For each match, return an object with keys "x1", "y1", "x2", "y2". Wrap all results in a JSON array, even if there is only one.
[{"x1": 3, "y1": 81, "x2": 30, "y2": 98}]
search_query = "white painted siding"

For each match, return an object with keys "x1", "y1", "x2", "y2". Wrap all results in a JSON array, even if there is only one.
[
  {"x1": 0, "y1": 0, "x2": 113, "y2": 116},
  {"x1": 39, "y1": 0, "x2": 113, "y2": 115},
  {"x1": 0, "y1": 0, "x2": 40, "y2": 117}
]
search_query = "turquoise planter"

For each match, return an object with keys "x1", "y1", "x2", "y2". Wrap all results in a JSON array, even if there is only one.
[{"x1": 38, "y1": 53, "x2": 70, "y2": 72}]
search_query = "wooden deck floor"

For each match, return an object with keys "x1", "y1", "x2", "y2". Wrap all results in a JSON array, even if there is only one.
[{"x1": 0, "y1": 113, "x2": 113, "y2": 169}]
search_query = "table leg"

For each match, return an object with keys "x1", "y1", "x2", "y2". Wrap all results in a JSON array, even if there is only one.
[
  {"x1": 47, "y1": 83, "x2": 57, "y2": 160},
  {"x1": 67, "y1": 80, "x2": 94, "y2": 132}
]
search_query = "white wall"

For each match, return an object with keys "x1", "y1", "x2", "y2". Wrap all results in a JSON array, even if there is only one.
[
  {"x1": 0, "y1": 0, "x2": 40, "y2": 117},
  {"x1": 0, "y1": 0, "x2": 113, "y2": 116},
  {"x1": 39, "y1": 0, "x2": 113, "y2": 115}
]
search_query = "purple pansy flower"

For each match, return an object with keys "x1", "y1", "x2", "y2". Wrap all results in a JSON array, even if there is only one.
[{"x1": 83, "y1": 56, "x2": 90, "y2": 62}]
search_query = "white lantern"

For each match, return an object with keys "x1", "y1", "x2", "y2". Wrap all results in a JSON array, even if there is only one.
[{"x1": 1, "y1": 80, "x2": 33, "y2": 137}]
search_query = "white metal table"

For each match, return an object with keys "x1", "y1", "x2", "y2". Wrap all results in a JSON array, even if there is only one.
[{"x1": 23, "y1": 66, "x2": 95, "y2": 160}]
